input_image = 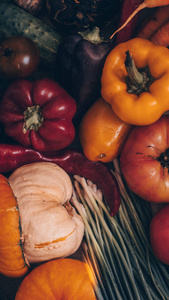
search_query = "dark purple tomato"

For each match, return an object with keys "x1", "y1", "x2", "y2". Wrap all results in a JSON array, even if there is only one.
[{"x1": 0, "y1": 36, "x2": 40, "y2": 80}]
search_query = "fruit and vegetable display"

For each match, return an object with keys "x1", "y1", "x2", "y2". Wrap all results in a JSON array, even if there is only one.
[{"x1": 1, "y1": 0, "x2": 169, "y2": 299}]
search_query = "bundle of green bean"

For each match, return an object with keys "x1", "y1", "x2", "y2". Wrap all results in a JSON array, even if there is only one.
[{"x1": 72, "y1": 159, "x2": 169, "y2": 300}]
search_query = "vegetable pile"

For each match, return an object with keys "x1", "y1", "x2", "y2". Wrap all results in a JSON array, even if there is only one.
[{"x1": 1, "y1": 0, "x2": 169, "y2": 299}]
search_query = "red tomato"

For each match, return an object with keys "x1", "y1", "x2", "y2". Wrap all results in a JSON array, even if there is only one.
[
  {"x1": 150, "y1": 204, "x2": 169, "y2": 264},
  {"x1": 120, "y1": 115, "x2": 169, "y2": 203},
  {"x1": 0, "y1": 36, "x2": 40, "y2": 80}
]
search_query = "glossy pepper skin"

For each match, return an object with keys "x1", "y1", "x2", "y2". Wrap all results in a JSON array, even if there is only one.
[
  {"x1": 101, "y1": 38, "x2": 169, "y2": 126},
  {"x1": 79, "y1": 97, "x2": 132, "y2": 163},
  {"x1": 0, "y1": 78, "x2": 77, "y2": 152},
  {"x1": 55, "y1": 27, "x2": 113, "y2": 125},
  {"x1": 0, "y1": 144, "x2": 120, "y2": 216}
]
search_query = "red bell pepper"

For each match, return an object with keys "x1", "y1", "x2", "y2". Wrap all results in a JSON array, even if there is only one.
[{"x1": 0, "y1": 78, "x2": 77, "y2": 152}]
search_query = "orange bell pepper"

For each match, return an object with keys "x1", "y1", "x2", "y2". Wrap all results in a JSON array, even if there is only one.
[
  {"x1": 79, "y1": 97, "x2": 132, "y2": 163},
  {"x1": 101, "y1": 38, "x2": 169, "y2": 126}
]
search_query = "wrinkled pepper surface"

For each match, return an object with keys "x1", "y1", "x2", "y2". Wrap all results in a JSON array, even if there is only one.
[
  {"x1": 101, "y1": 38, "x2": 169, "y2": 126},
  {"x1": 79, "y1": 97, "x2": 132, "y2": 163},
  {"x1": 0, "y1": 144, "x2": 121, "y2": 216},
  {"x1": 55, "y1": 27, "x2": 113, "y2": 124},
  {"x1": 0, "y1": 78, "x2": 77, "y2": 152}
]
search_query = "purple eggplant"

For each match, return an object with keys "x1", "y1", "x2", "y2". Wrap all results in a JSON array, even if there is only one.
[{"x1": 55, "y1": 27, "x2": 113, "y2": 125}]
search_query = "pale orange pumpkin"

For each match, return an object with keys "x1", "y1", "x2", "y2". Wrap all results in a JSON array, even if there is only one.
[
  {"x1": 15, "y1": 258, "x2": 97, "y2": 300},
  {"x1": 0, "y1": 162, "x2": 84, "y2": 278},
  {"x1": 0, "y1": 174, "x2": 28, "y2": 277}
]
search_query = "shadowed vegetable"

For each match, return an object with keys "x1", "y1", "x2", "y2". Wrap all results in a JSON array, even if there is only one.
[
  {"x1": 15, "y1": 258, "x2": 97, "y2": 299},
  {"x1": 0, "y1": 145, "x2": 121, "y2": 216}
]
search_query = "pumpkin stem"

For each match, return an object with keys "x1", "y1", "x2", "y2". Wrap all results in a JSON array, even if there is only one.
[{"x1": 23, "y1": 105, "x2": 44, "y2": 133}]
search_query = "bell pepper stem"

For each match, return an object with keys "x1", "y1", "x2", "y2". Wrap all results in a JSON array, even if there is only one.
[
  {"x1": 124, "y1": 50, "x2": 154, "y2": 95},
  {"x1": 125, "y1": 50, "x2": 143, "y2": 86},
  {"x1": 23, "y1": 105, "x2": 44, "y2": 133},
  {"x1": 79, "y1": 27, "x2": 104, "y2": 43}
]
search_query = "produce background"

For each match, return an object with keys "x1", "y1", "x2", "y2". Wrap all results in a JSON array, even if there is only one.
[
  {"x1": 0, "y1": 0, "x2": 164, "y2": 299},
  {"x1": 0, "y1": 1, "x2": 118, "y2": 298}
]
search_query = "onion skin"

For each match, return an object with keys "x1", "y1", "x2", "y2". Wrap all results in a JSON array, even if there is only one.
[
  {"x1": 46, "y1": 0, "x2": 121, "y2": 34},
  {"x1": 13, "y1": 0, "x2": 45, "y2": 15}
]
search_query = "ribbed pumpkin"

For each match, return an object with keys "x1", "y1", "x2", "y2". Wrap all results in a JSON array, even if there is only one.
[
  {"x1": 0, "y1": 162, "x2": 85, "y2": 278},
  {"x1": 0, "y1": 174, "x2": 28, "y2": 277},
  {"x1": 15, "y1": 258, "x2": 97, "y2": 300},
  {"x1": 8, "y1": 162, "x2": 84, "y2": 264}
]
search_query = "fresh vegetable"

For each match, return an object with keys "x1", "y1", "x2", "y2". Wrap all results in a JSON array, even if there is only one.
[
  {"x1": 150, "y1": 19, "x2": 169, "y2": 46},
  {"x1": 136, "y1": 5, "x2": 169, "y2": 48},
  {"x1": 13, "y1": 0, "x2": 45, "y2": 15},
  {"x1": 101, "y1": 37, "x2": 169, "y2": 126},
  {"x1": 150, "y1": 204, "x2": 169, "y2": 265},
  {"x1": 137, "y1": 4, "x2": 169, "y2": 48},
  {"x1": 114, "y1": 0, "x2": 143, "y2": 45},
  {"x1": 72, "y1": 166, "x2": 169, "y2": 299},
  {"x1": 120, "y1": 115, "x2": 169, "y2": 203},
  {"x1": 0, "y1": 36, "x2": 40, "y2": 80},
  {"x1": 0, "y1": 162, "x2": 84, "y2": 276},
  {"x1": 137, "y1": 5, "x2": 169, "y2": 39},
  {"x1": 0, "y1": 79, "x2": 76, "y2": 152},
  {"x1": 0, "y1": 145, "x2": 121, "y2": 216},
  {"x1": 56, "y1": 27, "x2": 113, "y2": 125},
  {"x1": 46, "y1": 0, "x2": 121, "y2": 34},
  {"x1": 15, "y1": 258, "x2": 97, "y2": 299},
  {"x1": 0, "y1": 174, "x2": 28, "y2": 277},
  {"x1": 79, "y1": 97, "x2": 132, "y2": 163},
  {"x1": 0, "y1": 2, "x2": 62, "y2": 67},
  {"x1": 110, "y1": 0, "x2": 169, "y2": 40},
  {"x1": 8, "y1": 162, "x2": 84, "y2": 264}
]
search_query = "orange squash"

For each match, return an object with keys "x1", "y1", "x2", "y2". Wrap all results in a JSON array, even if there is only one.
[
  {"x1": 79, "y1": 97, "x2": 132, "y2": 163},
  {"x1": 0, "y1": 174, "x2": 28, "y2": 277},
  {"x1": 15, "y1": 258, "x2": 97, "y2": 300}
]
